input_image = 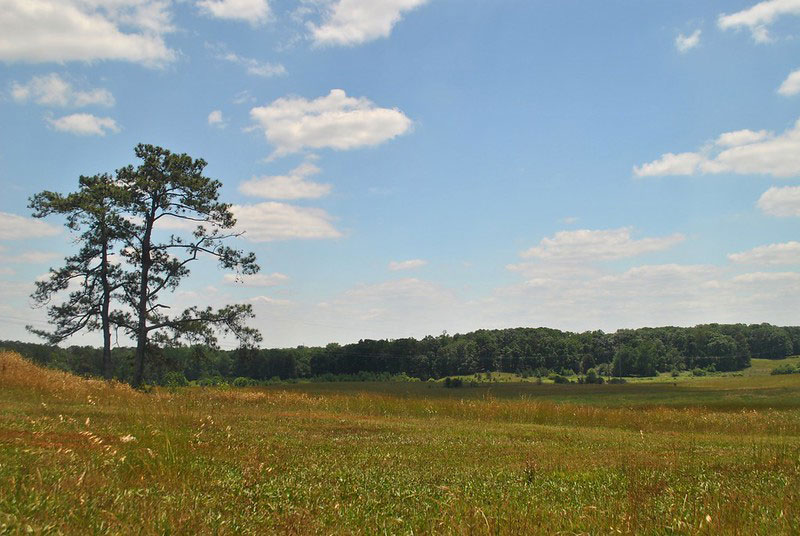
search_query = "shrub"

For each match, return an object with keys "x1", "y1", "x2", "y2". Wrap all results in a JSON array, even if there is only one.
[
  {"x1": 197, "y1": 375, "x2": 227, "y2": 387},
  {"x1": 771, "y1": 363, "x2": 799, "y2": 375},
  {"x1": 551, "y1": 374, "x2": 570, "y2": 384},
  {"x1": 585, "y1": 368, "x2": 604, "y2": 384},
  {"x1": 607, "y1": 377, "x2": 627, "y2": 384},
  {"x1": 162, "y1": 371, "x2": 188, "y2": 388},
  {"x1": 232, "y1": 376, "x2": 253, "y2": 387},
  {"x1": 443, "y1": 377, "x2": 464, "y2": 388},
  {"x1": 691, "y1": 368, "x2": 706, "y2": 377}
]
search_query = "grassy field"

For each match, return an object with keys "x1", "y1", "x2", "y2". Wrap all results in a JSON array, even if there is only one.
[{"x1": 2, "y1": 351, "x2": 800, "y2": 534}]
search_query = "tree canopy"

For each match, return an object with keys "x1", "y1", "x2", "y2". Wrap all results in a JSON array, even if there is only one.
[{"x1": 29, "y1": 144, "x2": 261, "y2": 386}]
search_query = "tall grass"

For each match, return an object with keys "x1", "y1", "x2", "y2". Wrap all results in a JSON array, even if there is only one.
[{"x1": 1, "y1": 351, "x2": 799, "y2": 534}]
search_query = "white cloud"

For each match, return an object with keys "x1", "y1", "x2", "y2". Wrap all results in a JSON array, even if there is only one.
[
  {"x1": 715, "y1": 129, "x2": 770, "y2": 147},
  {"x1": 309, "y1": 0, "x2": 429, "y2": 46},
  {"x1": 0, "y1": 0, "x2": 175, "y2": 66},
  {"x1": 250, "y1": 89, "x2": 412, "y2": 157},
  {"x1": 248, "y1": 295, "x2": 291, "y2": 306},
  {"x1": 635, "y1": 119, "x2": 800, "y2": 178},
  {"x1": 778, "y1": 68, "x2": 800, "y2": 96},
  {"x1": 11, "y1": 73, "x2": 114, "y2": 107},
  {"x1": 224, "y1": 272, "x2": 289, "y2": 286},
  {"x1": 520, "y1": 227, "x2": 684, "y2": 261},
  {"x1": 718, "y1": 0, "x2": 800, "y2": 43},
  {"x1": 197, "y1": 0, "x2": 270, "y2": 25},
  {"x1": 633, "y1": 152, "x2": 705, "y2": 177},
  {"x1": 729, "y1": 241, "x2": 800, "y2": 265},
  {"x1": 732, "y1": 271, "x2": 800, "y2": 284},
  {"x1": 388, "y1": 259, "x2": 427, "y2": 271},
  {"x1": 212, "y1": 46, "x2": 286, "y2": 77},
  {"x1": 0, "y1": 212, "x2": 61, "y2": 240},
  {"x1": 239, "y1": 162, "x2": 331, "y2": 200},
  {"x1": 232, "y1": 202, "x2": 342, "y2": 241},
  {"x1": 757, "y1": 185, "x2": 800, "y2": 216},
  {"x1": 208, "y1": 110, "x2": 224, "y2": 126},
  {"x1": 47, "y1": 113, "x2": 120, "y2": 136},
  {"x1": 675, "y1": 29, "x2": 701, "y2": 52},
  {"x1": 0, "y1": 244, "x2": 59, "y2": 264}
]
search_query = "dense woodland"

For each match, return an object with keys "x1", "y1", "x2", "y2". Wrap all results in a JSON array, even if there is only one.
[{"x1": 3, "y1": 323, "x2": 799, "y2": 385}]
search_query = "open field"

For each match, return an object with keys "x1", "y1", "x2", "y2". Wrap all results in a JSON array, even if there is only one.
[{"x1": 2, "y1": 351, "x2": 800, "y2": 534}]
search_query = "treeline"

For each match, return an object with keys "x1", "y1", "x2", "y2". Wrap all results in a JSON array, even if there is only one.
[{"x1": 3, "y1": 323, "x2": 799, "y2": 385}]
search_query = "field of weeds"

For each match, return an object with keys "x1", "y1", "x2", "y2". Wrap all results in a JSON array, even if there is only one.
[{"x1": 1, "y1": 350, "x2": 800, "y2": 534}]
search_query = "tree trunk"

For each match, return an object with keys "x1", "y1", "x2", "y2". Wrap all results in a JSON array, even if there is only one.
[
  {"x1": 101, "y1": 229, "x2": 112, "y2": 380},
  {"x1": 133, "y1": 214, "x2": 154, "y2": 388}
]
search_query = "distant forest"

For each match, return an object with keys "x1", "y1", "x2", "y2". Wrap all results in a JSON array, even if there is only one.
[{"x1": 3, "y1": 323, "x2": 799, "y2": 385}]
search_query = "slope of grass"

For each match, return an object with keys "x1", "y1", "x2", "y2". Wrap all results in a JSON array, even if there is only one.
[{"x1": 2, "y1": 350, "x2": 800, "y2": 534}]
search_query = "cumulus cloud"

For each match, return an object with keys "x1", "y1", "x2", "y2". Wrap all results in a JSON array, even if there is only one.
[
  {"x1": 520, "y1": 227, "x2": 684, "y2": 261},
  {"x1": 757, "y1": 185, "x2": 800, "y2": 216},
  {"x1": 0, "y1": 212, "x2": 60, "y2": 239},
  {"x1": 11, "y1": 73, "x2": 114, "y2": 107},
  {"x1": 250, "y1": 89, "x2": 412, "y2": 158},
  {"x1": 208, "y1": 110, "x2": 224, "y2": 126},
  {"x1": 634, "y1": 119, "x2": 800, "y2": 178},
  {"x1": 718, "y1": 0, "x2": 800, "y2": 43},
  {"x1": 715, "y1": 129, "x2": 770, "y2": 147},
  {"x1": 0, "y1": 0, "x2": 175, "y2": 66},
  {"x1": 232, "y1": 202, "x2": 342, "y2": 241},
  {"x1": 633, "y1": 152, "x2": 705, "y2": 177},
  {"x1": 238, "y1": 162, "x2": 331, "y2": 199},
  {"x1": 197, "y1": 0, "x2": 270, "y2": 25},
  {"x1": 224, "y1": 272, "x2": 289, "y2": 286},
  {"x1": 778, "y1": 68, "x2": 800, "y2": 96},
  {"x1": 388, "y1": 259, "x2": 427, "y2": 271},
  {"x1": 309, "y1": 0, "x2": 429, "y2": 46},
  {"x1": 675, "y1": 29, "x2": 701, "y2": 52},
  {"x1": 729, "y1": 241, "x2": 800, "y2": 265},
  {"x1": 47, "y1": 113, "x2": 120, "y2": 136}
]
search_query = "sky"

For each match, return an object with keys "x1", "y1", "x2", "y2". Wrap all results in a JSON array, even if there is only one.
[{"x1": 1, "y1": 0, "x2": 799, "y2": 349}]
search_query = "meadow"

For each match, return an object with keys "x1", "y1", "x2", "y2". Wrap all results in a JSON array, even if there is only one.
[{"x1": 1, "y1": 350, "x2": 799, "y2": 534}]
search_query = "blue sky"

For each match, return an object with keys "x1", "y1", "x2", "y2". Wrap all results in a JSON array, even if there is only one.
[{"x1": 1, "y1": 0, "x2": 799, "y2": 348}]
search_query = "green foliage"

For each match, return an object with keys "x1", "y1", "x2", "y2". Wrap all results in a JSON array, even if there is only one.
[
  {"x1": 4, "y1": 323, "x2": 798, "y2": 386},
  {"x1": 232, "y1": 376, "x2": 254, "y2": 387},
  {"x1": 162, "y1": 371, "x2": 188, "y2": 387},
  {"x1": 443, "y1": 377, "x2": 464, "y2": 388},
  {"x1": 771, "y1": 363, "x2": 800, "y2": 375}
]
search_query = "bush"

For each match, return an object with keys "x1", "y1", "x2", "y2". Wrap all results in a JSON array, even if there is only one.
[
  {"x1": 607, "y1": 377, "x2": 627, "y2": 384},
  {"x1": 551, "y1": 374, "x2": 570, "y2": 384},
  {"x1": 232, "y1": 376, "x2": 254, "y2": 387},
  {"x1": 197, "y1": 375, "x2": 227, "y2": 387},
  {"x1": 584, "y1": 368, "x2": 604, "y2": 384},
  {"x1": 162, "y1": 371, "x2": 188, "y2": 388},
  {"x1": 691, "y1": 368, "x2": 706, "y2": 377},
  {"x1": 443, "y1": 377, "x2": 464, "y2": 388},
  {"x1": 771, "y1": 363, "x2": 799, "y2": 375}
]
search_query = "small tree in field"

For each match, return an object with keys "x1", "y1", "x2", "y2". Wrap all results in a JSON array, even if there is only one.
[
  {"x1": 114, "y1": 144, "x2": 261, "y2": 387},
  {"x1": 28, "y1": 174, "x2": 131, "y2": 379}
]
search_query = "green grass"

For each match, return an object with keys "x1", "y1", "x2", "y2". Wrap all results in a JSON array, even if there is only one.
[{"x1": 2, "y1": 351, "x2": 800, "y2": 534}]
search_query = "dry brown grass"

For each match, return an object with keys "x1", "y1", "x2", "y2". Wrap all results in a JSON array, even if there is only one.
[{"x1": 0, "y1": 350, "x2": 137, "y2": 403}]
